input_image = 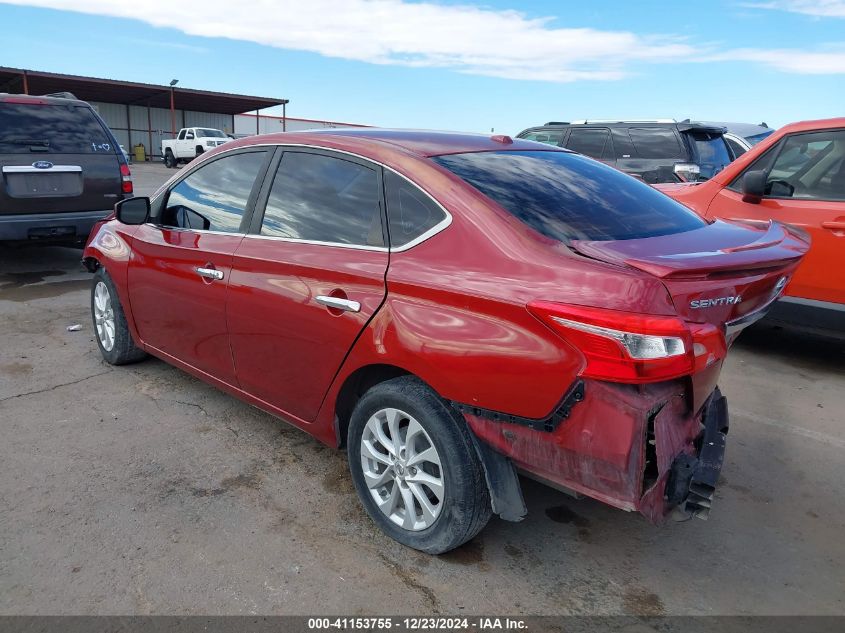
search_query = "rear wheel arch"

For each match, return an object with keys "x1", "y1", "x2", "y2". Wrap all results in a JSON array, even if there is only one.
[
  {"x1": 334, "y1": 363, "x2": 412, "y2": 449},
  {"x1": 335, "y1": 365, "x2": 527, "y2": 525}
]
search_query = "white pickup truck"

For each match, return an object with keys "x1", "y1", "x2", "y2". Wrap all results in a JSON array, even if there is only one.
[{"x1": 161, "y1": 128, "x2": 230, "y2": 168}]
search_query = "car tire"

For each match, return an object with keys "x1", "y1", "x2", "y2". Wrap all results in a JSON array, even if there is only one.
[
  {"x1": 91, "y1": 268, "x2": 147, "y2": 366},
  {"x1": 347, "y1": 376, "x2": 492, "y2": 554},
  {"x1": 164, "y1": 150, "x2": 176, "y2": 168}
]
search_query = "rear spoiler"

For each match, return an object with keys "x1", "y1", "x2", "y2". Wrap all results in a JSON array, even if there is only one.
[
  {"x1": 677, "y1": 122, "x2": 727, "y2": 135},
  {"x1": 571, "y1": 220, "x2": 809, "y2": 279}
]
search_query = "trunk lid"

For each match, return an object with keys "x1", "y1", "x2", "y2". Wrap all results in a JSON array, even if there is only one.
[
  {"x1": 571, "y1": 219, "x2": 808, "y2": 327},
  {"x1": 572, "y1": 219, "x2": 808, "y2": 409},
  {"x1": 0, "y1": 153, "x2": 122, "y2": 214}
]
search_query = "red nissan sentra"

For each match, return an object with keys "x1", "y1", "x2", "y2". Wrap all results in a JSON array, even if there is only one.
[{"x1": 83, "y1": 129, "x2": 808, "y2": 553}]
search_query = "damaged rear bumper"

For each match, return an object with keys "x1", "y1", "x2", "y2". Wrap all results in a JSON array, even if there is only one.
[
  {"x1": 666, "y1": 388, "x2": 728, "y2": 520},
  {"x1": 462, "y1": 379, "x2": 729, "y2": 524}
]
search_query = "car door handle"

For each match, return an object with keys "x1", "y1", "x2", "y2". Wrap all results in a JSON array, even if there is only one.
[
  {"x1": 315, "y1": 295, "x2": 361, "y2": 313},
  {"x1": 821, "y1": 221, "x2": 845, "y2": 231},
  {"x1": 196, "y1": 267, "x2": 224, "y2": 281}
]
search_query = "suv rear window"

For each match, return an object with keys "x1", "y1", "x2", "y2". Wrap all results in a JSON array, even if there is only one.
[
  {"x1": 0, "y1": 103, "x2": 113, "y2": 154},
  {"x1": 687, "y1": 131, "x2": 732, "y2": 179},
  {"x1": 432, "y1": 150, "x2": 706, "y2": 242}
]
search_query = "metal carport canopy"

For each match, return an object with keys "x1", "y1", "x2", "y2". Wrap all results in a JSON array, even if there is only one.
[{"x1": 0, "y1": 66, "x2": 288, "y2": 114}]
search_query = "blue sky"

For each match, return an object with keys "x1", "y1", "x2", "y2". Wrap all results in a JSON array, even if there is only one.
[{"x1": 0, "y1": 0, "x2": 843, "y2": 133}]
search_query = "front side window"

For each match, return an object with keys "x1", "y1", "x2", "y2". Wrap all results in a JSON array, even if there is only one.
[
  {"x1": 628, "y1": 128, "x2": 684, "y2": 159},
  {"x1": 432, "y1": 150, "x2": 706, "y2": 242},
  {"x1": 260, "y1": 151, "x2": 383, "y2": 246},
  {"x1": 384, "y1": 171, "x2": 446, "y2": 247},
  {"x1": 0, "y1": 103, "x2": 112, "y2": 154},
  {"x1": 162, "y1": 151, "x2": 267, "y2": 232},
  {"x1": 565, "y1": 128, "x2": 610, "y2": 159},
  {"x1": 520, "y1": 130, "x2": 565, "y2": 146},
  {"x1": 764, "y1": 130, "x2": 845, "y2": 200}
]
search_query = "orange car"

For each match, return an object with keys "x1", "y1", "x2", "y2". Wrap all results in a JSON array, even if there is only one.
[{"x1": 657, "y1": 118, "x2": 844, "y2": 335}]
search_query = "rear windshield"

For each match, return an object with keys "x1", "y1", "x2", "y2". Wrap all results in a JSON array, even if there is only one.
[
  {"x1": 432, "y1": 150, "x2": 706, "y2": 242},
  {"x1": 196, "y1": 128, "x2": 227, "y2": 138},
  {"x1": 687, "y1": 132, "x2": 732, "y2": 179},
  {"x1": 0, "y1": 103, "x2": 113, "y2": 154}
]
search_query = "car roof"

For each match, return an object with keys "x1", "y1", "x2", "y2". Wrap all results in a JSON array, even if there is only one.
[
  {"x1": 776, "y1": 117, "x2": 845, "y2": 135},
  {"x1": 229, "y1": 128, "x2": 555, "y2": 159},
  {"x1": 0, "y1": 92, "x2": 91, "y2": 108}
]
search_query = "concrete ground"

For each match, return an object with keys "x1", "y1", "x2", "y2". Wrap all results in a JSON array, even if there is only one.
[{"x1": 0, "y1": 163, "x2": 843, "y2": 616}]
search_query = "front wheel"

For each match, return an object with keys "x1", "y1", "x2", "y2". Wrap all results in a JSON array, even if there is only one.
[
  {"x1": 347, "y1": 376, "x2": 491, "y2": 554},
  {"x1": 91, "y1": 268, "x2": 147, "y2": 365}
]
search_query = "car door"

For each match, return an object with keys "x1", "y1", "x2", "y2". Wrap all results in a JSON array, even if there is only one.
[
  {"x1": 127, "y1": 148, "x2": 272, "y2": 384},
  {"x1": 227, "y1": 148, "x2": 389, "y2": 422},
  {"x1": 708, "y1": 128, "x2": 845, "y2": 305}
]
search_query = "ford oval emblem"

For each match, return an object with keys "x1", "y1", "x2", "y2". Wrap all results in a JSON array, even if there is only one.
[{"x1": 32, "y1": 161, "x2": 53, "y2": 169}]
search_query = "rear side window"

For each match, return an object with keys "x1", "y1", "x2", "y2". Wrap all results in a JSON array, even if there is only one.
[
  {"x1": 0, "y1": 103, "x2": 112, "y2": 154},
  {"x1": 432, "y1": 150, "x2": 706, "y2": 242},
  {"x1": 628, "y1": 128, "x2": 684, "y2": 158},
  {"x1": 520, "y1": 130, "x2": 565, "y2": 146},
  {"x1": 163, "y1": 151, "x2": 267, "y2": 232},
  {"x1": 384, "y1": 171, "x2": 446, "y2": 247},
  {"x1": 688, "y1": 132, "x2": 732, "y2": 179},
  {"x1": 565, "y1": 128, "x2": 610, "y2": 159},
  {"x1": 725, "y1": 136, "x2": 747, "y2": 158},
  {"x1": 260, "y1": 151, "x2": 383, "y2": 246},
  {"x1": 196, "y1": 128, "x2": 226, "y2": 138}
]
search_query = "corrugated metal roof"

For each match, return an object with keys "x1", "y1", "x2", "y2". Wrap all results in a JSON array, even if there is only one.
[{"x1": 0, "y1": 66, "x2": 287, "y2": 115}]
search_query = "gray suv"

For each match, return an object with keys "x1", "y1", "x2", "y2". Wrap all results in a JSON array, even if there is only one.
[
  {"x1": 517, "y1": 119, "x2": 735, "y2": 184},
  {"x1": 0, "y1": 92, "x2": 132, "y2": 244}
]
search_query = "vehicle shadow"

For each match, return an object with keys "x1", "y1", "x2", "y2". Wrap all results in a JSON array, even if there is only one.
[{"x1": 734, "y1": 320, "x2": 845, "y2": 373}]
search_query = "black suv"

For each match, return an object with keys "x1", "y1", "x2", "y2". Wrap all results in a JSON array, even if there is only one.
[
  {"x1": 516, "y1": 119, "x2": 735, "y2": 184},
  {"x1": 0, "y1": 92, "x2": 132, "y2": 244}
]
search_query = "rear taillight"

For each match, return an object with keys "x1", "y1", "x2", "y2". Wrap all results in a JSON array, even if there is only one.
[
  {"x1": 674, "y1": 162, "x2": 701, "y2": 182},
  {"x1": 528, "y1": 301, "x2": 726, "y2": 384},
  {"x1": 120, "y1": 162, "x2": 133, "y2": 194}
]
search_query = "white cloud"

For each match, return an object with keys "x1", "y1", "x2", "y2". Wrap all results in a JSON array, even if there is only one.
[
  {"x1": 0, "y1": 0, "x2": 695, "y2": 82},
  {"x1": 709, "y1": 46, "x2": 845, "y2": 73},
  {"x1": 742, "y1": 1, "x2": 845, "y2": 17},
  {"x1": 3, "y1": 0, "x2": 845, "y2": 80}
]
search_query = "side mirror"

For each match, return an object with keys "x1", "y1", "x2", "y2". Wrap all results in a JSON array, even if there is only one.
[
  {"x1": 186, "y1": 133, "x2": 195, "y2": 140},
  {"x1": 742, "y1": 170, "x2": 767, "y2": 203},
  {"x1": 115, "y1": 197, "x2": 150, "y2": 225}
]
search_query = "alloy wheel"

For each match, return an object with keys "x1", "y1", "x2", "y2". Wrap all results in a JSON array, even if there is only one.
[
  {"x1": 360, "y1": 407, "x2": 444, "y2": 531},
  {"x1": 93, "y1": 281, "x2": 116, "y2": 352}
]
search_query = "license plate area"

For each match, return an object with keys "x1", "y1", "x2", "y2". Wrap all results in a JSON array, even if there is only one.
[{"x1": 5, "y1": 172, "x2": 83, "y2": 198}]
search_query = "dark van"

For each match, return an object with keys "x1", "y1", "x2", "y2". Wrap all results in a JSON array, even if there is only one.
[{"x1": 0, "y1": 92, "x2": 132, "y2": 244}]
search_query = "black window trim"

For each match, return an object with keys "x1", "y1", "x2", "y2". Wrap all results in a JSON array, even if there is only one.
[
  {"x1": 238, "y1": 144, "x2": 453, "y2": 252},
  {"x1": 151, "y1": 146, "x2": 274, "y2": 235},
  {"x1": 727, "y1": 128, "x2": 845, "y2": 202}
]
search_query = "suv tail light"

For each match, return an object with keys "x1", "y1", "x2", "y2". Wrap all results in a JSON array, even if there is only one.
[
  {"x1": 119, "y1": 162, "x2": 133, "y2": 194},
  {"x1": 673, "y1": 162, "x2": 701, "y2": 182},
  {"x1": 528, "y1": 301, "x2": 726, "y2": 384}
]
